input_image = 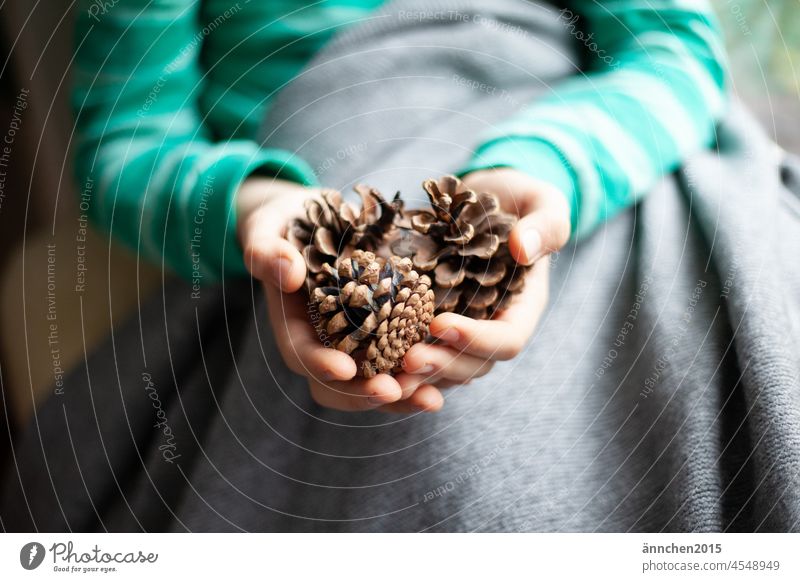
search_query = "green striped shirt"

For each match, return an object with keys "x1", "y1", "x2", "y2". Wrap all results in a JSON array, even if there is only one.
[{"x1": 73, "y1": 0, "x2": 727, "y2": 280}]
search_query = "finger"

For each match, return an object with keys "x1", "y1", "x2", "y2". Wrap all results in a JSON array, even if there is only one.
[
  {"x1": 243, "y1": 228, "x2": 307, "y2": 293},
  {"x1": 432, "y1": 379, "x2": 464, "y2": 389},
  {"x1": 378, "y1": 384, "x2": 444, "y2": 414},
  {"x1": 264, "y1": 283, "x2": 357, "y2": 381},
  {"x1": 428, "y1": 261, "x2": 548, "y2": 360},
  {"x1": 508, "y1": 187, "x2": 571, "y2": 266},
  {"x1": 402, "y1": 343, "x2": 494, "y2": 383},
  {"x1": 428, "y1": 313, "x2": 525, "y2": 361},
  {"x1": 395, "y1": 372, "x2": 430, "y2": 400},
  {"x1": 240, "y1": 194, "x2": 311, "y2": 292},
  {"x1": 308, "y1": 374, "x2": 403, "y2": 412},
  {"x1": 394, "y1": 372, "x2": 469, "y2": 394}
]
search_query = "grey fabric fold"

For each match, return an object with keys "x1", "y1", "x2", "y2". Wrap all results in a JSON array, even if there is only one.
[
  {"x1": 261, "y1": 0, "x2": 576, "y2": 199},
  {"x1": 3, "y1": 0, "x2": 799, "y2": 532}
]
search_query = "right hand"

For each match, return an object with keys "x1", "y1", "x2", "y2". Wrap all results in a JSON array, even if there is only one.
[{"x1": 236, "y1": 176, "x2": 444, "y2": 413}]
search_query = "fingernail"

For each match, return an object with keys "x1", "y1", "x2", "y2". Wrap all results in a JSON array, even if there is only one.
[
  {"x1": 522, "y1": 228, "x2": 542, "y2": 263},
  {"x1": 408, "y1": 364, "x2": 434, "y2": 375},
  {"x1": 270, "y1": 256, "x2": 292, "y2": 286},
  {"x1": 368, "y1": 394, "x2": 393, "y2": 406},
  {"x1": 434, "y1": 327, "x2": 459, "y2": 343},
  {"x1": 417, "y1": 400, "x2": 441, "y2": 413}
]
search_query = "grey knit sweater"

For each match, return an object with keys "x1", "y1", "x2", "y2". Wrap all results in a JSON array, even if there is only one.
[{"x1": 3, "y1": 0, "x2": 800, "y2": 532}]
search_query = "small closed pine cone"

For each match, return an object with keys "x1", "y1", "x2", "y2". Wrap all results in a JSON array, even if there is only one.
[
  {"x1": 392, "y1": 175, "x2": 527, "y2": 319},
  {"x1": 309, "y1": 250, "x2": 435, "y2": 378},
  {"x1": 287, "y1": 185, "x2": 403, "y2": 285}
]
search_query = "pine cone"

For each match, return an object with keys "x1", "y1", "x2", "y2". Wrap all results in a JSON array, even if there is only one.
[
  {"x1": 309, "y1": 250, "x2": 435, "y2": 377},
  {"x1": 287, "y1": 185, "x2": 403, "y2": 284},
  {"x1": 392, "y1": 175, "x2": 527, "y2": 319},
  {"x1": 289, "y1": 176, "x2": 527, "y2": 377}
]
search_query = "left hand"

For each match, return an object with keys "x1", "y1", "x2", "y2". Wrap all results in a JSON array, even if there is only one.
[
  {"x1": 238, "y1": 177, "x2": 439, "y2": 413},
  {"x1": 378, "y1": 168, "x2": 571, "y2": 413}
]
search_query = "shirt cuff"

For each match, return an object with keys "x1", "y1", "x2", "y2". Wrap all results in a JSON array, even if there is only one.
[{"x1": 198, "y1": 147, "x2": 318, "y2": 281}]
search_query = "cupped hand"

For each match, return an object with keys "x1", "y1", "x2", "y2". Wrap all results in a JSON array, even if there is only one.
[
  {"x1": 386, "y1": 168, "x2": 571, "y2": 408},
  {"x1": 237, "y1": 176, "x2": 442, "y2": 413}
]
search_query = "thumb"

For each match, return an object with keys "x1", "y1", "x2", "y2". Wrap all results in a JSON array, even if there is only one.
[
  {"x1": 241, "y1": 218, "x2": 307, "y2": 293},
  {"x1": 508, "y1": 189, "x2": 571, "y2": 266}
]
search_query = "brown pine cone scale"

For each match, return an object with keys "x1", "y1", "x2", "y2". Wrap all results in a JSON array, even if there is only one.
[
  {"x1": 288, "y1": 186, "x2": 403, "y2": 279},
  {"x1": 392, "y1": 175, "x2": 527, "y2": 319},
  {"x1": 309, "y1": 250, "x2": 434, "y2": 378}
]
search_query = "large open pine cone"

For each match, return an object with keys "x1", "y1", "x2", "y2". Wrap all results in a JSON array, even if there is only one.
[
  {"x1": 392, "y1": 175, "x2": 527, "y2": 319},
  {"x1": 287, "y1": 185, "x2": 402, "y2": 283},
  {"x1": 309, "y1": 250, "x2": 434, "y2": 377}
]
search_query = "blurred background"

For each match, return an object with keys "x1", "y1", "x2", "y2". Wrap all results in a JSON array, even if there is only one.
[
  {"x1": 0, "y1": 0, "x2": 798, "y2": 477},
  {"x1": 711, "y1": 0, "x2": 800, "y2": 153}
]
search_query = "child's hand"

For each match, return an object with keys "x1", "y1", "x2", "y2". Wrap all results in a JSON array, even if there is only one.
[
  {"x1": 237, "y1": 176, "x2": 443, "y2": 412},
  {"x1": 385, "y1": 168, "x2": 571, "y2": 409}
]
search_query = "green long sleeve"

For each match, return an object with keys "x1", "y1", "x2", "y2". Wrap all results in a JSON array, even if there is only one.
[
  {"x1": 73, "y1": 0, "x2": 728, "y2": 282},
  {"x1": 460, "y1": 0, "x2": 728, "y2": 238},
  {"x1": 71, "y1": 0, "x2": 377, "y2": 281}
]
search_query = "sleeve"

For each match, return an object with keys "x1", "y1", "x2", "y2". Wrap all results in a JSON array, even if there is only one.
[
  {"x1": 459, "y1": 0, "x2": 728, "y2": 238},
  {"x1": 72, "y1": 0, "x2": 317, "y2": 281}
]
